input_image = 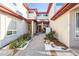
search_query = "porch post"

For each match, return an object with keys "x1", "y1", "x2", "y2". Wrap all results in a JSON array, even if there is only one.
[{"x1": 31, "y1": 20, "x2": 34, "y2": 37}]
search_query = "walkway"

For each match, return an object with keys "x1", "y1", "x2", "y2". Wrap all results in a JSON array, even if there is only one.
[
  {"x1": 15, "y1": 34, "x2": 76, "y2": 56},
  {"x1": 0, "y1": 34, "x2": 77, "y2": 56},
  {"x1": 15, "y1": 34, "x2": 51, "y2": 56}
]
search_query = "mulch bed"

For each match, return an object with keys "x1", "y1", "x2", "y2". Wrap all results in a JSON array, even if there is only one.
[
  {"x1": 50, "y1": 38, "x2": 68, "y2": 49},
  {"x1": 50, "y1": 38, "x2": 68, "y2": 56},
  {"x1": 44, "y1": 38, "x2": 68, "y2": 56}
]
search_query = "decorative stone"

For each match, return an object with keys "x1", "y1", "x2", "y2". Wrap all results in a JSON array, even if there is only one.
[
  {"x1": 50, "y1": 42, "x2": 54, "y2": 45},
  {"x1": 50, "y1": 42, "x2": 54, "y2": 47},
  {"x1": 45, "y1": 40, "x2": 50, "y2": 44}
]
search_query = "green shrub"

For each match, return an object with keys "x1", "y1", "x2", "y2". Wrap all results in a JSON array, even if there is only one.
[
  {"x1": 9, "y1": 41, "x2": 17, "y2": 49},
  {"x1": 23, "y1": 34, "x2": 27, "y2": 40},
  {"x1": 26, "y1": 33, "x2": 31, "y2": 40},
  {"x1": 45, "y1": 31, "x2": 56, "y2": 41},
  {"x1": 9, "y1": 33, "x2": 31, "y2": 48}
]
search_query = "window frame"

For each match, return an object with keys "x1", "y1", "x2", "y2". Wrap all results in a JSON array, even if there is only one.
[
  {"x1": 75, "y1": 11, "x2": 79, "y2": 38},
  {"x1": 7, "y1": 30, "x2": 16, "y2": 35},
  {"x1": 7, "y1": 18, "x2": 17, "y2": 36},
  {"x1": 75, "y1": 11, "x2": 79, "y2": 32}
]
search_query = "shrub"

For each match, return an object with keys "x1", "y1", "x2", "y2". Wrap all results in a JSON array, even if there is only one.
[
  {"x1": 26, "y1": 33, "x2": 31, "y2": 40},
  {"x1": 23, "y1": 34, "x2": 27, "y2": 40},
  {"x1": 45, "y1": 31, "x2": 56, "y2": 41},
  {"x1": 9, "y1": 33, "x2": 31, "y2": 49},
  {"x1": 9, "y1": 41, "x2": 17, "y2": 49}
]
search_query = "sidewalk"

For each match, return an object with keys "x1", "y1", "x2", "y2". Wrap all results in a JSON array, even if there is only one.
[{"x1": 14, "y1": 34, "x2": 51, "y2": 56}]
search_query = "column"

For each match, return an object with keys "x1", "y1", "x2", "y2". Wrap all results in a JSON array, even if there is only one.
[{"x1": 31, "y1": 20, "x2": 34, "y2": 37}]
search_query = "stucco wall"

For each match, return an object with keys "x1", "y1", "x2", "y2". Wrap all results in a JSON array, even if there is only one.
[
  {"x1": 50, "y1": 12, "x2": 70, "y2": 47},
  {"x1": 28, "y1": 11, "x2": 36, "y2": 19},
  {"x1": 0, "y1": 11, "x2": 28, "y2": 48},
  {"x1": 70, "y1": 7, "x2": 79, "y2": 48},
  {"x1": 4, "y1": 3, "x2": 28, "y2": 19}
]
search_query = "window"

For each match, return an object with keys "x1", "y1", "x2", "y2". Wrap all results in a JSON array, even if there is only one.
[
  {"x1": 76, "y1": 13, "x2": 79, "y2": 30},
  {"x1": 7, "y1": 20, "x2": 17, "y2": 35},
  {"x1": 43, "y1": 14, "x2": 48, "y2": 16},
  {"x1": 7, "y1": 31, "x2": 16, "y2": 35},
  {"x1": 37, "y1": 14, "x2": 48, "y2": 16},
  {"x1": 7, "y1": 31, "x2": 12, "y2": 35}
]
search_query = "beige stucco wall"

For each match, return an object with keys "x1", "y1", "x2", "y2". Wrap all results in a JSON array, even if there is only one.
[
  {"x1": 4, "y1": 3, "x2": 28, "y2": 19},
  {"x1": 69, "y1": 6, "x2": 79, "y2": 48},
  {"x1": 28, "y1": 11, "x2": 36, "y2": 19},
  {"x1": 50, "y1": 12, "x2": 70, "y2": 47},
  {"x1": 0, "y1": 11, "x2": 28, "y2": 47}
]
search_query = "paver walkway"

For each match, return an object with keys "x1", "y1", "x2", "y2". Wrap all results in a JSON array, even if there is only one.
[
  {"x1": 0, "y1": 34, "x2": 77, "y2": 56},
  {"x1": 14, "y1": 34, "x2": 51, "y2": 56},
  {"x1": 15, "y1": 34, "x2": 76, "y2": 56}
]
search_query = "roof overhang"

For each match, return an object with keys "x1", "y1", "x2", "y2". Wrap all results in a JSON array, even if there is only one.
[
  {"x1": 51, "y1": 3, "x2": 78, "y2": 20},
  {"x1": 0, "y1": 3, "x2": 27, "y2": 20},
  {"x1": 23, "y1": 3, "x2": 53, "y2": 14},
  {"x1": 47, "y1": 3, "x2": 53, "y2": 14}
]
